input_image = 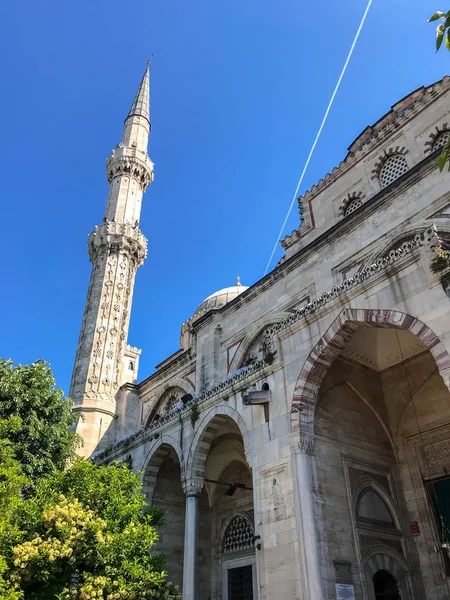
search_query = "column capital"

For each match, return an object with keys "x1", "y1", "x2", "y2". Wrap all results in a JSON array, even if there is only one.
[
  {"x1": 292, "y1": 435, "x2": 315, "y2": 456},
  {"x1": 182, "y1": 477, "x2": 203, "y2": 497}
]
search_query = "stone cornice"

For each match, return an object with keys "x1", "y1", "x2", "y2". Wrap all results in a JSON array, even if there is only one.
[
  {"x1": 106, "y1": 145, "x2": 154, "y2": 191},
  {"x1": 88, "y1": 221, "x2": 148, "y2": 266},
  {"x1": 264, "y1": 225, "x2": 439, "y2": 342}
]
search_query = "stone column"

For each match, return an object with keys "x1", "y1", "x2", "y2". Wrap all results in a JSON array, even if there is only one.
[
  {"x1": 182, "y1": 480, "x2": 202, "y2": 600},
  {"x1": 292, "y1": 437, "x2": 325, "y2": 600}
]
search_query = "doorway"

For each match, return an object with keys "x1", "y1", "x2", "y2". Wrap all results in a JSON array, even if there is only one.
[
  {"x1": 373, "y1": 570, "x2": 401, "y2": 600},
  {"x1": 221, "y1": 557, "x2": 256, "y2": 600},
  {"x1": 228, "y1": 565, "x2": 253, "y2": 600}
]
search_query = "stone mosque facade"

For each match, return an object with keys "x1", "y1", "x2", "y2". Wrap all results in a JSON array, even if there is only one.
[{"x1": 70, "y1": 66, "x2": 450, "y2": 600}]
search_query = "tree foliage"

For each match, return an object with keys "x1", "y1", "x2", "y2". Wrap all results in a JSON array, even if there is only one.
[
  {"x1": 1, "y1": 460, "x2": 181, "y2": 600},
  {"x1": 0, "y1": 418, "x2": 29, "y2": 600},
  {"x1": 429, "y1": 10, "x2": 450, "y2": 171},
  {"x1": 0, "y1": 359, "x2": 80, "y2": 481}
]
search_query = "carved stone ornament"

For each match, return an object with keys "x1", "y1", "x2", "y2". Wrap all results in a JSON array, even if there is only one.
[
  {"x1": 182, "y1": 477, "x2": 203, "y2": 497},
  {"x1": 293, "y1": 436, "x2": 315, "y2": 455},
  {"x1": 88, "y1": 222, "x2": 148, "y2": 266},
  {"x1": 423, "y1": 439, "x2": 450, "y2": 467}
]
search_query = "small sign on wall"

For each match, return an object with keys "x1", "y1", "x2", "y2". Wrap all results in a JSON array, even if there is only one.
[
  {"x1": 335, "y1": 583, "x2": 356, "y2": 600},
  {"x1": 410, "y1": 521, "x2": 420, "y2": 536}
]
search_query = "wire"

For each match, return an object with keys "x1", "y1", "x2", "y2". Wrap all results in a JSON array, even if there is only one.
[{"x1": 263, "y1": 0, "x2": 374, "y2": 275}]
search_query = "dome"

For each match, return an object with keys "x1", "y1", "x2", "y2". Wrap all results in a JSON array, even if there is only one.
[{"x1": 192, "y1": 278, "x2": 248, "y2": 319}]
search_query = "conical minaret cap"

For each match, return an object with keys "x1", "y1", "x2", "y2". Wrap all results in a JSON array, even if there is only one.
[{"x1": 126, "y1": 64, "x2": 150, "y2": 123}]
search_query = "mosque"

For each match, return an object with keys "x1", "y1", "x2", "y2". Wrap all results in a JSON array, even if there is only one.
[{"x1": 70, "y1": 65, "x2": 450, "y2": 599}]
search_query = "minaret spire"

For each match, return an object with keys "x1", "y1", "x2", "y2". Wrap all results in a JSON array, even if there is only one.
[
  {"x1": 70, "y1": 66, "x2": 154, "y2": 457},
  {"x1": 127, "y1": 63, "x2": 150, "y2": 123}
]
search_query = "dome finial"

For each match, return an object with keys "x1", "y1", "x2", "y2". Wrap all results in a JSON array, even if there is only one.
[{"x1": 236, "y1": 275, "x2": 241, "y2": 287}]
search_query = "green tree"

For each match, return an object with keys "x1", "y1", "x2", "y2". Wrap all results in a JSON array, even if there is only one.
[
  {"x1": 0, "y1": 417, "x2": 28, "y2": 600},
  {"x1": 0, "y1": 359, "x2": 80, "y2": 481},
  {"x1": 3, "y1": 460, "x2": 181, "y2": 600},
  {"x1": 429, "y1": 10, "x2": 450, "y2": 170}
]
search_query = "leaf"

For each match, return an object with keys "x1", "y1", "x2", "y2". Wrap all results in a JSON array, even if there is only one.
[
  {"x1": 429, "y1": 11, "x2": 445, "y2": 22},
  {"x1": 446, "y1": 29, "x2": 450, "y2": 50},
  {"x1": 438, "y1": 148, "x2": 448, "y2": 172},
  {"x1": 437, "y1": 23, "x2": 446, "y2": 51}
]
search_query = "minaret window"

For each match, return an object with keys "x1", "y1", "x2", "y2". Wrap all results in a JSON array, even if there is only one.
[
  {"x1": 379, "y1": 155, "x2": 409, "y2": 188},
  {"x1": 128, "y1": 361, "x2": 134, "y2": 371}
]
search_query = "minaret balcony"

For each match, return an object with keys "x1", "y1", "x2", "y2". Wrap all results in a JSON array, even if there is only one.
[
  {"x1": 106, "y1": 145, "x2": 154, "y2": 190},
  {"x1": 88, "y1": 221, "x2": 148, "y2": 266}
]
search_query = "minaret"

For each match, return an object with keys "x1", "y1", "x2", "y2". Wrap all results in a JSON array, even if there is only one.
[{"x1": 70, "y1": 64, "x2": 154, "y2": 457}]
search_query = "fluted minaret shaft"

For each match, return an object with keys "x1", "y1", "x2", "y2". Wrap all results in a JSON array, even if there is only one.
[{"x1": 70, "y1": 65, "x2": 154, "y2": 457}]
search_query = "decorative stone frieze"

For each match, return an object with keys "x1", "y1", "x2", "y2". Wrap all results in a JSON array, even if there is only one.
[
  {"x1": 266, "y1": 226, "x2": 439, "y2": 344},
  {"x1": 423, "y1": 439, "x2": 450, "y2": 467}
]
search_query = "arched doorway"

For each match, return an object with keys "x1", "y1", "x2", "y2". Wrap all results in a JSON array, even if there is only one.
[
  {"x1": 142, "y1": 442, "x2": 185, "y2": 591},
  {"x1": 291, "y1": 309, "x2": 450, "y2": 599},
  {"x1": 373, "y1": 570, "x2": 401, "y2": 600}
]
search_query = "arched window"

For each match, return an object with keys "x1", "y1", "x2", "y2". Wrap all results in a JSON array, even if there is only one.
[
  {"x1": 356, "y1": 488, "x2": 395, "y2": 528},
  {"x1": 222, "y1": 515, "x2": 254, "y2": 554},
  {"x1": 344, "y1": 196, "x2": 364, "y2": 216},
  {"x1": 379, "y1": 155, "x2": 409, "y2": 188},
  {"x1": 433, "y1": 130, "x2": 450, "y2": 152},
  {"x1": 165, "y1": 394, "x2": 177, "y2": 412}
]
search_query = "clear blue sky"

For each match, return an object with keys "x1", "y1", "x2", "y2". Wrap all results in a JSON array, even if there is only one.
[{"x1": 1, "y1": 0, "x2": 447, "y2": 394}]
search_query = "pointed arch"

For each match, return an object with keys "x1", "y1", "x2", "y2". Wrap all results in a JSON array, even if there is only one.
[
  {"x1": 229, "y1": 315, "x2": 286, "y2": 373},
  {"x1": 141, "y1": 435, "x2": 184, "y2": 503},
  {"x1": 143, "y1": 382, "x2": 191, "y2": 426},
  {"x1": 185, "y1": 405, "x2": 252, "y2": 484},
  {"x1": 221, "y1": 513, "x2": 254, "y2": 554},
  {"x1": 291, "y1": 309, "x2": 450, "y2": 436},
  {"x1": 353, "y1": 478, "x2": 400, "y2": 531}
]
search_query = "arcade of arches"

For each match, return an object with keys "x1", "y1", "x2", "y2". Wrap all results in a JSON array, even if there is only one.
[
  {"x1": 143, "y1": 416, "x2": 255, "y2": 600},
  {"x1": 141, "y1": 317, "x2": 450, "y2": 599}
]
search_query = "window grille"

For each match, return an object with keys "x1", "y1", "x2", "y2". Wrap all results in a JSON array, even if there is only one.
[
  {"x1": 344, "y1": 197, "x2": 363, "y2": 216},
  {"x1": 379, "y1": 155, "x2": 408, "y2": 188},
  {"x1": 433, "y1": 131, "x2": 450, "y2": 152},
  {"x1": 222, "y1": 516, "x2": 254, "y2": 554}
]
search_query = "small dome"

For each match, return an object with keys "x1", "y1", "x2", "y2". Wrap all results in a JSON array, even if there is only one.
[{"x1": 193, "y1": 279, "x2": 248, "y2": 319}]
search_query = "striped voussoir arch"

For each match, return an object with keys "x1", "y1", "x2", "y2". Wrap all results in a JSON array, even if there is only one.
[
  {"x1": 141, "y1": 436, "x2": 184, "y2": 503},
  {"x1": 365, "y1": 552, "x2": 407, "y2": 583},
  {"x1": 291, "y1": 309, "x2": 450, "y2": 436},
  {"x1": 186, "y1": 406, "x2": 252, "y2": 483}
]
